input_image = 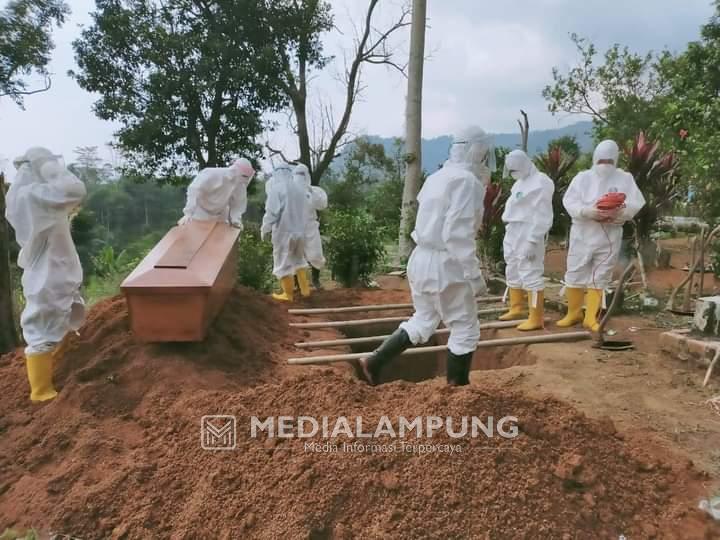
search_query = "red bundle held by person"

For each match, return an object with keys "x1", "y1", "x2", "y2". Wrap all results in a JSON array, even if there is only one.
[{"x1": 596, "y1": 192, "x2": 626, "y2": 211}]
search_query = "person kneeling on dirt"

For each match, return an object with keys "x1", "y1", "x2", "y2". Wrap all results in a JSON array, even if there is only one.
[
  {"x1": 261, "y1": 164, "x2": 311, "y2": 302},
  {"x1": 6, "y1": 148, "x2": 87, "y2": 402},
  {"x1": 558, "y1": 140, "x2": 645, "y2": 332},
  {"x1": 359, "y1": 126, "x2": 492, "y2": 386},
  {"x1": 499, "y1": 150, "x2": 554, "y2": 331},
  {"x1": 294, "y1": 163, "x2": 328, "y2": 290},
  {"x1": 179, "y1": 157, "x2": 255, "y2": 229}
]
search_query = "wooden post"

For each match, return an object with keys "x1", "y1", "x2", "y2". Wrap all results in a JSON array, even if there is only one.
[
  {"x1": 288, "y1": 331, "x2": 592, "y2": 365},
  {"x1": 0, "y1": 172, "x2": 20, "y2": 354}
]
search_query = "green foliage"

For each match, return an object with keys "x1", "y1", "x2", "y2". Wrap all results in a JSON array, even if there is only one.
[
  {"x1": 84, "y1": 273, "x2": 126, "y2": 306},
  {"x1": 621, "y1": 132, "x2": 680, "y2": 240},
  {"x1": 324, "y1": 210, "x2": 387, "y2": 287},
  {"x1": 653, "y1": 4, "x2": 720, "y2": 222},
  {"x1": 543, "y1": 34, "x2": 663, "y2": 145},
  {"x1": 71, "y1": 0, "x2": 292, "y2": 176},
  {"x1": 0, "y1": 0, "x2": 69, "y2": 107},
  {"x1": 237, "y1": 225, "x2": 275, "y2": 293},
  {"x1": 479, "y1": 148, "x2": 512, "y2": 267},
  {"x1": 324, "y1": 137, "x2": 405, "y2": 240},
  {"x1": 534, "y1": 144, "x2": 580, "y2": 236},
  {"x1": 91, "y1": 245, "x2": 136, "y2": 278}
]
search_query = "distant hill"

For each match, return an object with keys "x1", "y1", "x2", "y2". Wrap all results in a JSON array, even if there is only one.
[{"x1": 351, "y1": 121, "x2": 594, "y2": 174}]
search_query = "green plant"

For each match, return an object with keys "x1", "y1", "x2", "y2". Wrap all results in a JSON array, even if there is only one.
[
  {"x1": 535, "y1": 146, "x2": 579, "y2": 236},
  {"x1": 324, "y1": 210, "x2": 386, "y2": 287},
  {"x1": 237, "y1": 225, "x2": 275, "y2": 293},
  {"x1": 91, "y1": 245, "x2": 137, "y2": 278}
]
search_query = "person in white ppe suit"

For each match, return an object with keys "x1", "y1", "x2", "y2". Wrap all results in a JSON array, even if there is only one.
[
  {"x1": 179, "y1": 158, "x2": 255, "y2": 228},
  {"x1": 360, "y1": 126, "x2": 493, "y2": 386},
  {"x1": 499, "y1": 150, "x2": 555, "y2": 331},
  {"x1": 6, "y1": 148, "x2": 87, "y2": 402},
  {"x1": 261, "y1": 164, "x2": 311, "y2": 301},
  {"x1": 293, "y1": 164, "x2": 327, "y2": 288},
  {"x1": 558, "y1": 140, "x2": 645, "y2": 331}
]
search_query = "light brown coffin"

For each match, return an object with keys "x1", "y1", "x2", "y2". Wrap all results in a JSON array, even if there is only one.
[{"x1": 121, "y1": 220, "x2": 240, "y2": 342}]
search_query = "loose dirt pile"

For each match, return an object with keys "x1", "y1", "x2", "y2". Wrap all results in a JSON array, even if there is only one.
[{"x1": 0, "y1": 287, "x2": 717, "y2": 539}]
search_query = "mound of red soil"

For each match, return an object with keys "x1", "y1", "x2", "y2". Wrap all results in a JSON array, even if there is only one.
[{"x1": 0, "y1": 287, "x2": 717, "y2": 539}]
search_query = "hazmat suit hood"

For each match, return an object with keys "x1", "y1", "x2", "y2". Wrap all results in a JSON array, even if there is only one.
[
  {"x1": 231, "y1": 157, "x2": 256, "y2": 185},
  {"x1": 448, "y1": 126, "x2": 496, "y2": 184},
  {"x1": 503, "y1": 150, "x2": 537, "y2": 181},
  {"x1": 6, "y1": 148, "x2": 84, "y2": 267},
  {"x1": 293, "y1": 163, "x2": 311, "y2": 189},
  {"x1": 592, "y1": 140, "x2": 620, "y2": 180}
]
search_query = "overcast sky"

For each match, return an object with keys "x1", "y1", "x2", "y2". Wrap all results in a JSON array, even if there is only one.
[{"x1": 0, "y1": 0, "x2": 715, "y2": 177}]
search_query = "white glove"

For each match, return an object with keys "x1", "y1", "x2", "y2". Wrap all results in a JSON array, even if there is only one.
[
  {"x1": 178, "y1": 215, "x2": 192, "y2": 226},
  {"x1": 260, "y1": 227, "x2": 270, "y2": 241},
  {"x1": 469, "y1": 274, "x2": 488, "y2": 297},
  {"x1": 522, "y1": 241, "x2": 539, "y2": 261}
]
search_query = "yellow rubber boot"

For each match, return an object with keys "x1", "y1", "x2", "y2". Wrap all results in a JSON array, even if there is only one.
[
  {"x1": 296, "y1": 268, "x2": 311, "y2": 298},
  {"x1": 499, "y1": 288, "x2": 527, "y2": 321},
  {"x1": 26, "y1": 351, "x2": 58, "y2": 402},
  {"x1": 272, "y1": 276, "x2": 295, "y2": 302},
  {"x1": 517, "y1": 291, "x2": 544, "y2": 331},
  {"x1": 584, "y1": 289, "x2": 604, "y2": 332},
  {"x1": 556, "y1": 287, "x2": 585, "y2": 327}
]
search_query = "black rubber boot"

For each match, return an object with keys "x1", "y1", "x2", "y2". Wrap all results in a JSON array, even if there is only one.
[
  {"x1": 359, "y1": 328, "x2": 412, "y2": 386},
  {"x1": 311, "y1": 267, "x2": 322, "y2": 290},
  {"x1": 446, "y1": 350, "x2": 474, "y2": 386}
]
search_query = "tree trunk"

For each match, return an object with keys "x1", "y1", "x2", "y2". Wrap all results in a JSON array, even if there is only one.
[
  {"x1": 397, "y1": 0, "x2": 426, "y2": 264},
  {"x1": 0, "y1": 173, "x2": 20, "y2": 354}
]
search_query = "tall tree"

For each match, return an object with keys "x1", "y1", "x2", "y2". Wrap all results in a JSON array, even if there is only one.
[
  {"x1": 267, "y1": 0, "x2": 411, "y2": 186},
  {"x1": 397, "y1": 0, "x2": 426, "y2": 262},
  {"x1": 1, "y1": 0, "x2": 69, "y2": 353},
  {"x1": 543, "y1": 34, "x2": 663, "y2": 145},
  {"x1": 0, "y1": 0, "x2": 69, "y2": 107},
  {"x1": 654, "y1": 1, "x2": 720, "y2": 220},
  {"x1": 72, "y1": 0, "x2": 290, "y2": 178}
]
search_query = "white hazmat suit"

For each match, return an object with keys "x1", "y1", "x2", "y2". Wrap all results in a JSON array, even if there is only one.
[
  {"x1": 261, "y1": 164, "x2": 311, "y2": 301},
  {"x1": 360, "y1": 126, "x2": 493, "y2": 387},
  {"x1": 558, "y1": 140, "x2": 645, "y2": 331},
  {"x1": 502, "y1": 151, "x2": 554, "y2": 292},
  {"x1": 499, "y1": 150, "x2": 555, "y2": 331},
  {"x1": 180, "y1": 158, "x2": 255, "y2": 228},
  {"x1": 6, "y1": 147, "x2": 87, "y2": 402},
  {"x1": 293, "y1": 164, "x2": 327, "y2": 270}
]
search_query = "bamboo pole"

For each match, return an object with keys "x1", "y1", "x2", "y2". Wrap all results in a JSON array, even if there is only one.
[
  {"x1": 287, "y1": 331, "x2": 592, "y2": 365},
  {"x1": 703, "y1": 348, "x2": 720, "y2": 388},
  {"x1": 288, "y1": 296, "x2": 504, "y2": 315},
  {"x1": 289, "y1": 307, "x2": 506, "y2": 329},
  {"x1": 293, "y1": 319, "x2": 552, "y2": 349}
]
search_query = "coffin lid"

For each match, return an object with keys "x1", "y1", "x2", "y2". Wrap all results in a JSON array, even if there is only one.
[{"x1": 121, "y1": 221, "x2": 240, "y2": 289}]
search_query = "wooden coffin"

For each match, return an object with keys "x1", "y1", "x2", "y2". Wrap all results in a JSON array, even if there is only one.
[{"x1": 121, "y1": 221, "x2": 240, "y2": 342}]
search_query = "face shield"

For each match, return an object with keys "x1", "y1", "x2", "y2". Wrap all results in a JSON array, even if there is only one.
[
  {"x1": 593, "y1": 140, "x2": 619, "y2": 180},
  {"x1": 293, "y1": 164, "x2": 311, "y2": 189},
  {"x1": 450, "y1": 126, "x2": 496, "y2": 182}
]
